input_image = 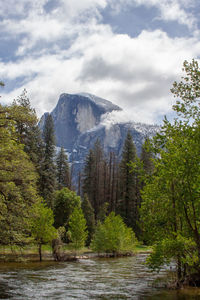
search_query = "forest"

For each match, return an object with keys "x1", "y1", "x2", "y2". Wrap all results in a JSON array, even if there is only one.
[{"x1": 0, "y1": 59, "x2": 200, "y2": 287}]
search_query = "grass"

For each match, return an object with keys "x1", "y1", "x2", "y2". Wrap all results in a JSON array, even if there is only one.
[
  {"x1": 0, "y1": 243, "x2": 151, "y2": 262},
  {"x1": 133, "y1": 244, "x2": 152, "y2": 253},
  {"x1": 0, "y1": 244, "x2": 52, "y2": 255}
]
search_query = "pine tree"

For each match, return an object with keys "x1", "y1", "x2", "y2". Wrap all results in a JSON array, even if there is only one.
[
  {"x1": 82, "y1": 139, "x2": 106, "y2": 219},
  {"x1": 11, "y1": 89, "x2": 38, "y2": 145},
  {"x1": 40, "y1": 114, "x2": 56, "y2": 208},
  {"x1": 82, "y1": 149, "x2": 95, "y2": 202},
  {"x1": 81, "y1": 194, "x2": 95, "y2": 245},
  {"x1": 11, "y1": 90, "x2": 45, "y2": 192},
  {"x1": 56, "y1": 147, "x2": 70, "y2": 189},
  {"x1": 140, "y1": 138, "x2": 154, "y2": 177},
  {"x1": 117, "y1": 130, "x2": 138, "y2": 231},
  {"x1": 53, "y1": 188, "x2": 81, "y2": 230},
  {"x1": 106, "y1": 152, "x2": 119, "y2": 213}
]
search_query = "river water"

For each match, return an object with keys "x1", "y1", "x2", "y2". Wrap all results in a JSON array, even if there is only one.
[{"x1": 0, "y1": 253, "x2": 200, "y2": 299}]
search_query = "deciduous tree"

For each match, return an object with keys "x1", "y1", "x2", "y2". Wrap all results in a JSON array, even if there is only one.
[
  {"x1": 67, "y1": 207, "x2": 88, "y2": 255},
  {"x1": 30, "y1": 201, "x2": 57, "y2": 261},
  {"x1": 141, "y1": 60, "x2": 200, "y2": 283}
]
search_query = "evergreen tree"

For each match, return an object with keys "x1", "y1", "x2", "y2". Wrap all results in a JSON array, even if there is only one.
[
  {"x1": 117, "y1": 130, "x2": 138, "y2": 232},
  {"x1": 81, "y1": 194, "x2": 95, "y2": 245},
  {"x1": 82, "y1": 149, "x2": 95, "y2": 202},
  {"x1": 0, "y1": 102, "x2": 40, "y2": 246},
  {"x1": 140, "y1": 138, "x2": 154, "y2": 177},
  {"x1": 82, "y1": 139, "x2": 106, "y2": 219},
  {"x1": 53, "y1": 188, "x2": 81, "y2": 230},
  {"x1": 106, "y1": 152, "x2": 119, "y2": 213},
  {"x1": 11, "y1": 89, "x2": 38, "y2": 145},
  {"x1": 40, "y1": 114, "x2": 56, "y2": 208},
  {"x1": 129, "y1": 138, "x2": 154, "y2": 240},
  {"x1": 56, "y1": 147, "x2": 70, "y2": 189},
  {"x1": 11, "y1": 90, "x2": 45, "y2": 191}
]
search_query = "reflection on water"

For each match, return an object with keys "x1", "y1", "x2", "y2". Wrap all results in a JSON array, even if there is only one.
[{"x1": 0, "y1": 254, "x2": 200, "y2": 299}]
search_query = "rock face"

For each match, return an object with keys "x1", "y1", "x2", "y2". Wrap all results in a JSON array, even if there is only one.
[
  {"x1": 40, "y1": 92, "x2": 159, "y2": 168},
  {"x1": 40, "y1": 93, "x2": 121, "y2": 150}
]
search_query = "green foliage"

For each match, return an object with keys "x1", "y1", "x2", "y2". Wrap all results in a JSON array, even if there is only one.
[
  {"x1": 140, "y1": 138, "x2": 154, "y2": 177},
  {"x1": 30, "y1": 201, "x2": 57, "y2": 261},
  {"x1": 40, "y1": 114, "x2": 56, "y2": 208},
  {"x1": 141, "y1": 60, "x2": 200, "y2": 280},
  {"x1": 171, "y1": 59, "x2": 200, "y2": 120},
  {"x1": 118, "y1": 130, "x2": 139, "y2": 232},
  {"x1": 67, "y1": 207, "x2": 88, "y2": 252},
  {"x1": 53, "y1": 188, "x2": 81, "y2": 229},
  {"x1": 0, "y1": 102, "x2": 40, "y2": 246},
  {"x1": 82, "y1": 140, "x2": 107, "y2": 219},
  {"x1": 11, "y1": 90, "x2": 45, "y2": 192},
  {"x1": 81, "y1": 194, "x2": 95, "y2": 245},
  {"x1": 56, "y1": 147, "x2": 70, "y2": 189},
  {"x1": 31, "y1": 201, "x2": 57, "y2": 244},
  {"x1": 91, "y1": 212, "x2": 137, "y2": 254},
  {"x1": 97, "y1": 202, "x2": 109, "y2": 223},
  {"x1": 147, "y1": 235, "x2": 197, "y2": 273},
  {"x1": 57, "y1": 226, "x2": 66, "y2": 241}
]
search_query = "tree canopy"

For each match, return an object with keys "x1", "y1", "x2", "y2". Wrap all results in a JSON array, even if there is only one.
[{"x1": 141, "y1": 60, "x2": 200, "y2": 282}]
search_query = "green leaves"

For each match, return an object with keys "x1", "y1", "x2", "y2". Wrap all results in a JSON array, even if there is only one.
[
  {"x1": 67, "y1": 207, "x2": 88, "y2": 252},
  {"x1": 53, "y1": 187, "x2": 81, "y2": 229},
  {"x1": 91, "y1": 212, "x2": 137, "y2": 254},
  {"x1": 30, "y1": 201, "x2": 57, "y2": 244},
  {"x1": 171, "y1": 59, "x2": 200, "y2": 121},
  {"x1": 140, "y1": 60, "x2": 200, "y2": 280},
  {"x1": 0, "y1": 103, "x2": 40, "y2": 246}
]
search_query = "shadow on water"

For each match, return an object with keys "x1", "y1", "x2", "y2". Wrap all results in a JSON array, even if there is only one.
[{"x1": 0, "y1": 254, "x2": 200, "y2": 299}]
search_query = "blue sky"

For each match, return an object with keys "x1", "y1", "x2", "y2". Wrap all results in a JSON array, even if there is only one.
[{"x1": 0, "y1": 0, "x2": 200, "y2": 124}]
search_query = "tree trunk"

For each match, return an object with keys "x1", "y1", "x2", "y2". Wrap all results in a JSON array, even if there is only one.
[
  {"x1": 39, "y1": 243, "x2": 42, "y2": 262},
  {"x1": 177, "y1": 256, "x2": 182, "y2": 282}
]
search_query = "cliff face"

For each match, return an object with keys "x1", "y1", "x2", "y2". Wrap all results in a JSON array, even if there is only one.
[
  {"x1": 40, "y1": 93, "x2": 121, "y2": 150},
  {"x1": 40, "y1": 92, "x2": 159, "y2": 166}
]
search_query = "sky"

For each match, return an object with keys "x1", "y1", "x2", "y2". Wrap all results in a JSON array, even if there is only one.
[{"x1": 0, "y1": 0, "x2": 200, "y2": 124}]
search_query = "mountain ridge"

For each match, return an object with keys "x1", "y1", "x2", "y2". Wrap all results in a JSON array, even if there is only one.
[{"x1": 39, "y1": 92, "x2": 159, "y2": 165}]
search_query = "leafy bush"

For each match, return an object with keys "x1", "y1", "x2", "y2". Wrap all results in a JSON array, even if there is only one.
[{"x1": 91, "y1": 212, "x2": 137, "y2": 255}]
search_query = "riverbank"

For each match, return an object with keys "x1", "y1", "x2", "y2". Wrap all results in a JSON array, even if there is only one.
[{"x1": 0, "y1": 244, "x2": 151, "y2": 262}]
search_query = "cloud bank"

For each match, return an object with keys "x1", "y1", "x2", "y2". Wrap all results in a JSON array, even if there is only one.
[{"x1": 0, "y1": 0, "x2": 199, "y2": 124}]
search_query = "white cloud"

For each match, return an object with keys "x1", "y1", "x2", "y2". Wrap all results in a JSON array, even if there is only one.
[
  {"x1": 131, "y1": 0, "x2": 197, "y2": 30},
  {"x1": 1, "y1": 25, "x2": 200, "y2": 123},
  {"x1": 0, "y1": 0, "x2": 200, "y2": 124}
]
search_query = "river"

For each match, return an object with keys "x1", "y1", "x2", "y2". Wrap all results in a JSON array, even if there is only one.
[{"x1": 0, "y1": 253, "x2": 200, "y2": 299}]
